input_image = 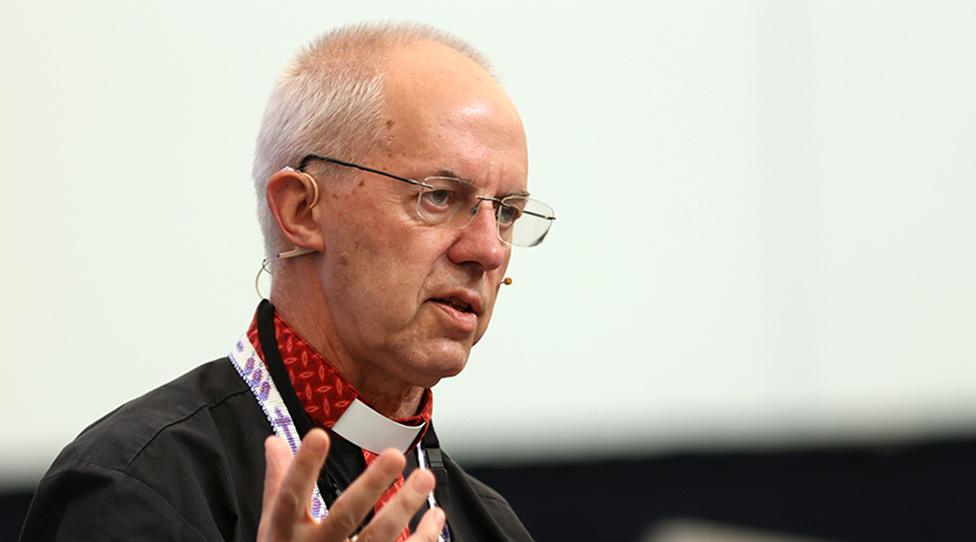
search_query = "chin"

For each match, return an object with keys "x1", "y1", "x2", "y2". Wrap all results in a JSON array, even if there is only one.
[
  {"x1": 432, "y1": 353, "x2": 469, "y2": 377},
  {"x1": 418, "y1": 342, "x2": 470, "y2": 380},
  {"x1": 408, "y1": 360, "x2": 465, "y2": 389},
  {"x1": 440, "y1": 358, "x2": 468, "y2": 378}
]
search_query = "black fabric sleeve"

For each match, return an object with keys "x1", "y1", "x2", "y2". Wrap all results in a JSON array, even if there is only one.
[
  {"x1": 439, "y1": 453, "x2": 535, "y2": 542},
  {"x1": 19, "y1": 360, "x2": 269, "y2": 541},
  {"x1": 20, "y1": 460, "x2": 212, "y2": 542}
]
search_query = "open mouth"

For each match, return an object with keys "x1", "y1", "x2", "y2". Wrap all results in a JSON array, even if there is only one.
[{"x1": 431, "y1": 297, "x2": 475, "y2": 314}]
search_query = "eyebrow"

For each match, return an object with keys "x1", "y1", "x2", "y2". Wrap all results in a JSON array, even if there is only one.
[
  {"x1": 433, "y1": 168, "x2": 462, "y2": 178},
  {"x1": 430, "y1": 169, "x2": 531, "y2": 198}
]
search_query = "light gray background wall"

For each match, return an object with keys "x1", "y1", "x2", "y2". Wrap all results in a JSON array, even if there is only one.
[{"x1": 3, "y1": 1, "x2": 974, "y2": 488}]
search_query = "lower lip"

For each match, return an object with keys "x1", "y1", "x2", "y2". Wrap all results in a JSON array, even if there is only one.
[{"x1": 431, "y1": 301, "x2": 478, "y2": 333}]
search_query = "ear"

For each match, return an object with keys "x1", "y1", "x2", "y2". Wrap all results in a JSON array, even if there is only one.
[{"x1": 266, "y1": 168, "x2": 325, "y2": 255}]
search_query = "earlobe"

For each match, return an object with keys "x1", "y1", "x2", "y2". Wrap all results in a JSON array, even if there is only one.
[{"x1": 266, "y1": 167, "x2": 326, "y2": 257}]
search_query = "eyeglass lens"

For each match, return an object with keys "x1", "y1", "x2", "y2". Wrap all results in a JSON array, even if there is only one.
[{"x1": 416, "y1": 177, "x2": 554, "y2": 247}]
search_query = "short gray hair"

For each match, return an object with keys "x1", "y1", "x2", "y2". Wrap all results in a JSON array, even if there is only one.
[{"x1": 252, "y1": 22, "x2": 494, "y2": 256}]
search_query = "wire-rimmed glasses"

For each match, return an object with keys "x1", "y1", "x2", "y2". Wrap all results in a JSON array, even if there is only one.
[{"x1": 298, "y1": 154, "x2": 555, "y2": 247}]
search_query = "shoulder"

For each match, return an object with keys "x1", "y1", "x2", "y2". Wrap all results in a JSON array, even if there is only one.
[
  {"x1": 53, "y1": 358, "x2": 253, "y2": 473},
  {"x1": 23, "y1": 359, "x2": 269, "y2": 541},
  {"x1": 459, "y1": 468, "x2": 517, "y2": 509},
  {"x1": 441, "y1": 452, "x2": 535, "y2": 542}
]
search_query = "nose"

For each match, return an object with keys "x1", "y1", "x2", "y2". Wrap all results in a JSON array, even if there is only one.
[{"x1": 446, "y1": 200, "x2": 506, "y2": 271}]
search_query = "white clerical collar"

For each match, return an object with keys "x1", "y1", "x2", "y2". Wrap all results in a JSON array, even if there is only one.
[{"x1": 330, "y1": 398, "x2": 425, "y2": 454}]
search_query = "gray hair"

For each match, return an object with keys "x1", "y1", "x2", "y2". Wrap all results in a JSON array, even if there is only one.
[{"x1": 252, "y1": 22, "x2": 494, "y2": 256}]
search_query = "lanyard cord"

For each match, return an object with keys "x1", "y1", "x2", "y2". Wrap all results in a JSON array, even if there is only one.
[
  {"x1": 230, "y1": 300, "x2": 449, "y2": 537},
  {"x1": 417, "y1": 443, "x2": 451, "y2": 542},
  {"x1": 229, "y1": 334, "x2": 328, "y2": 520}
]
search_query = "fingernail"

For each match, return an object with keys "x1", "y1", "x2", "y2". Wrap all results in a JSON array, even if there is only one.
[{"x1": 410, "y1": 471, "x2": 435, "y2": 493}]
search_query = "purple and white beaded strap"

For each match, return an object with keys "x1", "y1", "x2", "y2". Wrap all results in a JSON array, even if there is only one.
[{"x1": 229, "y1": 335, "x2": 327, "y2": 520}]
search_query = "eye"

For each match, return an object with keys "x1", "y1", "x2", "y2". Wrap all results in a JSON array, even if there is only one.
[
  {"x1": 496, "y1": 202, "x2": 523, "y2": 227},
  {"x1": 420, "y1": 187, "x2": 460, "y2": 216},
  {"x1": 423, "y1": 189, "x2": 452, "y2": 207}
]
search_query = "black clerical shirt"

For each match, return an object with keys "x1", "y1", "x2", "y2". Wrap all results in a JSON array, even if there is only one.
[{"x1": 20, "y1": 357, "x2": 533, "y2": 541}]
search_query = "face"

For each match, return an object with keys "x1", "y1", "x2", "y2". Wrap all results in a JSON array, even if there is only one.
[{"x1": 312, "y1": 42, "x2": 529, "y2": 389}]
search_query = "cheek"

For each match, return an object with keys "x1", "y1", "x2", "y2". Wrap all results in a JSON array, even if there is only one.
[{"x1": 323, "y1": 221, "x2": 437, "y2": 323}]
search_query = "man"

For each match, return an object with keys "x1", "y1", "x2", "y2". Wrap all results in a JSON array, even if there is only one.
[{"x1": 20, "y1": 22, "x2": 554, "y2": 542}]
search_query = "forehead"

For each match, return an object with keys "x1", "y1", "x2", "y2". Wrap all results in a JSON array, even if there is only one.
[{"x1": 376, "y1": 41, "x2": 528, "y2": 193}]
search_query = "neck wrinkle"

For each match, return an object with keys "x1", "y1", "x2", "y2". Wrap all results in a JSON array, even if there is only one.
[
  {"x1": 270, "y1": 267, "x2": 424, "y2": 421},
  {"x1": 353, "y1": 376, "x2": 425, "y2": 421}
]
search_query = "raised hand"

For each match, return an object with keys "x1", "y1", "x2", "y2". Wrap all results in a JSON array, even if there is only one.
[{"x1": 258, "y1": 428, "x2": 445, "y2": 542}]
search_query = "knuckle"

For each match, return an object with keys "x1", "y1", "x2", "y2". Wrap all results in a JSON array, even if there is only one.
[
  {"x1": 364, "y1": 471, "x2": 398, "y2": 495},
  {"x1": 325, "y1": 509, "x2": 359, "y2": 535},
  {"x1": 394, "y1": 490, "x2": 424, "y2": 515},
  {"x1": 275, "y1": 491, "x2": 302, "y2": 517}
]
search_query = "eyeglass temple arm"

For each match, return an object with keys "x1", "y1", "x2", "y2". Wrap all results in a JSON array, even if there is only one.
[
  {"x1": 475, "y1": 196, "x2": 556, "y2": 221},
  {"x1": 523, "y1": 210, "x2": 556, "y2": 220},
  {"x1": 301, "y1": 154, "x2": 554, "y2": 220},
  {"x1": 299, "y1": 154, "x2": 433, "y2": 190}
]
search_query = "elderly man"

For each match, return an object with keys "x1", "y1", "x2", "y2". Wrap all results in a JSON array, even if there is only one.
[{"x1": 20, "y1": 22, "x2": 553, "y2": 542}]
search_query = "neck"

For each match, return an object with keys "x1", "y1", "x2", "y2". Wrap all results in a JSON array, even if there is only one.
[
  {"x1": 269, "y1": 266, "x2": 424, "y2": 420},
  {"x1": 348, "y1": 370, "x2": 426, "y2": 420}
]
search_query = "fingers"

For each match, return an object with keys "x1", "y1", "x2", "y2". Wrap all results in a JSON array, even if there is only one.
[
  {"x1": 257, "y1": 435, "x2": 293, "y2": 541},
  {"x1": 356, "y1": 469, "x2": 437, "y2": 542},
  {"x1": 406, "y1": 507, "x2": 447, "y2": 542},
  {"x1": 259, "y1": 437, "x2": 444, "y2": 542},
  {"x1": 314, "y1": 449, "x2": 406, "y2": 540},
  {"x1": 266, "y1": 429, "x2": 331, "y2": 537},
  {"x1": 262, "y1": 435, "x2": 292, "y2": 513}
]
